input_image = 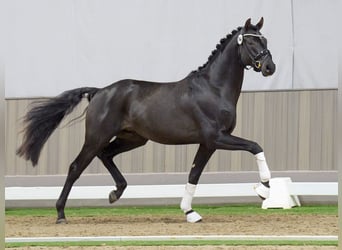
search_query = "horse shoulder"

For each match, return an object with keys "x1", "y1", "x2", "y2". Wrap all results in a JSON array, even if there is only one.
[{"x1": 188, "y1": 83, "x2": 238, "y2": 134}]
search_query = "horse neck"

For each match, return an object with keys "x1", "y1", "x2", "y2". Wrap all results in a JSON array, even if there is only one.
[{"x1": 206, "y1": 40, "x2": 244, "y2": 105}]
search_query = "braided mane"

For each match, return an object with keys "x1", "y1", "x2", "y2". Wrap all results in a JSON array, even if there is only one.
[{"x1": 193, "y1": 27, "x2": 242, "y2": 73}]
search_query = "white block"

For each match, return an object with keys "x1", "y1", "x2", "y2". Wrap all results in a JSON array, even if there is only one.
[{"x1": 262, "y1": 177, "x2": 301, "y2": 209}]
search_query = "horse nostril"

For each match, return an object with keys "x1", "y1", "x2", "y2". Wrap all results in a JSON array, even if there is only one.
[
  {"x1": 266, "y1": 65, "x2": 271, "y2": 73},
  {"x1": 265, "y1": 63, "x2": 275, "y2": 74}
]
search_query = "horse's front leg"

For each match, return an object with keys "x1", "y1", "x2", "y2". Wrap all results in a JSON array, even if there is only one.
[
  {"x1": 214, "y1": 131, "x2": 271, "y2": 199},
  {"x1": 181, "y1": 144, "x2": 215, "y2": 223}
]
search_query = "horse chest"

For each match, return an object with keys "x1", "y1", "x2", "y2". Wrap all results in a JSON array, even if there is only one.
[
  {"x1": 195, "y1": 98, "x2": 236, "y2": 130},
  {"x1": 218, "y1": 108, "x2": 237, "y2": 132}
]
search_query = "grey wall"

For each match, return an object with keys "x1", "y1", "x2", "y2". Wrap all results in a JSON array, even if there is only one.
[{"x1": 6, "y1": 89, "x2": 337, "y2": 176}]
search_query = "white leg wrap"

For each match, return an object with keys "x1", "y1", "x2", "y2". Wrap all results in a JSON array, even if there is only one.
[
  {"x1": 180, "y1": 183, "x2": 196, "y2": 212},
  {"x1": 180, "y1": 183, "x2": 202, "y2": 223},
  {"x1": 255, "y1": 152, "x2": 271, "y2": 182},
  {"x1": 254, "y1": 152, "x2": 271, "y2": 199}
]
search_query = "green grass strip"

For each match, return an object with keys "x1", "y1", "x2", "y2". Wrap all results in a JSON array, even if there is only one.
[
  {"x1": 5, "y1": 239, "x2": 338, "y2": 248},
  {"x1": 5, "y1": 204, "x2": 337, "y2": 217}
]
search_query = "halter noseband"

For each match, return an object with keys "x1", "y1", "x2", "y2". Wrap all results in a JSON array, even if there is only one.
[{"x1": 237, "y1": 33, "x2": 270, "y2": 70}]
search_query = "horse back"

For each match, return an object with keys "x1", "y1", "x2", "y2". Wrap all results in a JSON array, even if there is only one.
[
  {"x1": 85, "y1": 79, "x2": 201, "y2": 144},
  {"x1": 86, "y1": 78, "x2": 237, "y2": 145}
]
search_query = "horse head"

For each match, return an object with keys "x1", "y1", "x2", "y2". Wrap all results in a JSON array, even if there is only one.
[{"x1": 237, "y1": 17, "x2": 276, "y2": 76}]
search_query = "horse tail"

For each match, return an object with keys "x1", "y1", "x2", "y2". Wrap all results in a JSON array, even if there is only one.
[{"x1": 16, "y1": 87, "x2": 99, "y2": 166}]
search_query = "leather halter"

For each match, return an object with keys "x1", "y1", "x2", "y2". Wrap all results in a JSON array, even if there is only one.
[{"x1": 237, "y1": 33, "x2": 270, "y2": 70}]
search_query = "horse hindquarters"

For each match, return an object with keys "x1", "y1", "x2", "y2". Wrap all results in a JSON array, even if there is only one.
[
  {"x1": 56, "y1": 118, "x2": 121, "y2": 223},
  {"x1": 56, "y1": 82, "x2": 148, "y2": 222}
]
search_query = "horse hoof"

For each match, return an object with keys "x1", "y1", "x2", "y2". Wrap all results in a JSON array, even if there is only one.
[
  {"x1": 56, "y1": 218, "x2": 68, "y2": 224},
  {"x1": 109, "y1": 190, "x2": 118, "y2": 204},
  {"x1": 185, "y1": 210, "x2": 202, "y2": 223},
  {"x1": 254, "y1": 182, "x2": 270, "y2": 200}
]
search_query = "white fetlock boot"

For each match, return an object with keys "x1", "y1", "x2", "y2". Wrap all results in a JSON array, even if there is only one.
[
  {"x1": 180, "y1": 183, "x2": 202, "y2": 223},
  {"x1": 185, "y1": 210, "x2": 202, "y2": 223},
  {"x1": 254, "y1": 182, "x2": 270, "y2": 200}
]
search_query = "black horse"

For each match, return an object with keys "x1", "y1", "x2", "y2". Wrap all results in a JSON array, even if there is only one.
[{"x1": 17, "y1": 18, "x2": 276, "y2": 223}]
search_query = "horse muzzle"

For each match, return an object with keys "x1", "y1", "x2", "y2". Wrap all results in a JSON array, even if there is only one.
[{"x1": 261, "y1": 57, "x2": 276, "y2": 76}]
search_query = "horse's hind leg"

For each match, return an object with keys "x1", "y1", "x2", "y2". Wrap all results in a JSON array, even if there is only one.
[
  {"x1": 55, "y1": 142, "x2": 100, "y2": 224},
  {"x1": 97, "y1": 136, "x2": 147, "y2": 203},
  {"x1": 181, "y1": 144, "x2": 215, "y2": 223}
]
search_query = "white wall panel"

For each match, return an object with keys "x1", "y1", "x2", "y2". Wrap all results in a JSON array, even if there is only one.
[
  {"x1": 4, "y1": 0, "x2": 338, "y2": 98},
  {"x1": 292, "y1": 0, "x2": 338, "y2": 89},
  {"x1": 5, "y1": 0, "x2": 75, "y2": 97},
  {"x1": 5, "y1": 0, "x2": 293, "y2": 98}
]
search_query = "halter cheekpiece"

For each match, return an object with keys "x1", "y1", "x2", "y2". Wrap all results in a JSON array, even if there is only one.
[{"x1": 237, "y1": 33, "x2": 270, "y2": 70}]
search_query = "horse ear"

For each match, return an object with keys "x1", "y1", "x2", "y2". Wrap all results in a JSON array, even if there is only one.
[
  {"x1": 244, "y1": 18, "x2": 252, "y2": 30},
  {"x1": 256, "y1": 17, "x2": 264, "y2": 30}
]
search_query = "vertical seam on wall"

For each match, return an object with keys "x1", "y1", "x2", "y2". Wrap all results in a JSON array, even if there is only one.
[{"x1": 290, "y1": 0, "x2": 295, "y2": 89}]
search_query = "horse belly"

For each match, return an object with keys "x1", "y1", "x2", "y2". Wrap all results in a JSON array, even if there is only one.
[
  {"x1": 130, "y1": 113, "x2": 201, "y2": 145},
  {"x1": 149, "y1": 127, "x2": 200, "y2": 145}
]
